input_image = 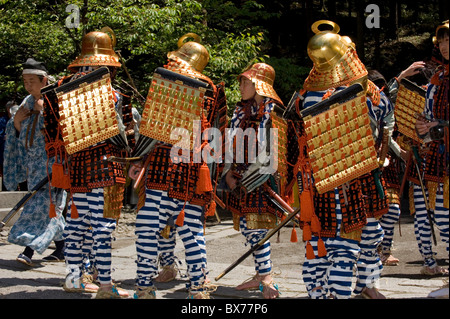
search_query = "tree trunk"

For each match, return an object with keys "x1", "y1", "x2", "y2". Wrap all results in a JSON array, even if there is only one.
[
  {"x1": 374, "y1": 28, "x2": 381, "y2": 70},
  {"x1": 388, "y1": 0, "x2": 399, "y2": 40},
  {"x1": 327, "y1": 0, "x2": 336, "y2": 20},
  {"x1": 439, "y1": 0, "x2": 449, "y2": 21},
  {"x1": 305, "y1": 0, "x2": 314, "y2": 39}
]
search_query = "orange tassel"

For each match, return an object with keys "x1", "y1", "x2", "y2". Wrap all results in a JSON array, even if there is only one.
[
  {"x1": 51, "y1": 163, "x2": 64, "y2": 188},
  {"x1": 49, "y1": 202, "x2": 57, "y2": 218},
  {"x1": 317, "y1": 238, "x2": 327, "y2": 257},
  {"x1": 51, "y1": 160, "x2": 71, "y2": 190},
  {"x1": 306, "y1": 241, "x2": 316, "y2": 260},
  {"x1": 300, "y1": 189, "x2": 314, "y2": 222},
  {"x1": 175, "y1": 209, "x2": 185, "y2": 227},
  {"x1": 61, "y1": 171, "x2": 71, "y2": 190},
  {"x1": 290, "y1": 226, "x2": 298, "y2": 243},
  {"x1": 303, "y1": 224, "x2": 312, "y2": 241},
  {"x1": 71, "y1": 201, "x2": 79, "y2": 219},
  {"x1": 205, "y1": 201, "x2": 216, "y2": 217},
  {"x1": 311, "y1": 214, "x2": 321, "y2": 233},
  {"x1": 195, "y1": 162, "x2": 213, "y2": 194}
]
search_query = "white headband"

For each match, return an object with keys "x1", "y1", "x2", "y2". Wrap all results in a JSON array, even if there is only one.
[{"x1": 22, "y1": 69, "x2": 48, "y2": 77}]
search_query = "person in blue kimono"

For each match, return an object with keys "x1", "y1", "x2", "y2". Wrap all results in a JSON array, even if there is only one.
[{"x1": 3, "y1": 58, "x2": 66, "y2": 266}]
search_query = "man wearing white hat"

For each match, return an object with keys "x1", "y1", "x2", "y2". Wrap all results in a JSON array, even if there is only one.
[{"x1": 3, "y1": 58, "x2": 66, "y2": 266}]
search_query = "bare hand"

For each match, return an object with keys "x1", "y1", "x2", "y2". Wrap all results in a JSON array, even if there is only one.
[
  {"x1": 126, "y1": 119, "x2": 137, "y2": 131},
  {"x1": 416, "y1": 119, "x2": 439, "y2": 136},
  {"x1": 400, "y1": 149, "x2": 409, "y2": 162},
  {"x1": 128, "y1": 162, "x2": 143, "y2": 180},
  {"x1": 398, "y1": 61, "x2": 426, "y2": 82},
  {"x1": 13, "y1": 107, "x2": 31, "y2": 132},
  {"x1": 34, "y1": 98, "x2": 44, "y2": 112}
]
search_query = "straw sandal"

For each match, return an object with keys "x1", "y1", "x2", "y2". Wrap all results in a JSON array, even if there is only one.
[
  {"x1": 95, "y1": 284, "x2": 128, "y2": 299},
  {"x1": 80, "y1": 273, "x2": 99, "y2": 293},
  {"x1": 154, "y1": 264, "x2": 178, "y2": 283},
  {"x1": 187, "y1": 283, "x2": 218, "y2": 299},
  {"x1": 134, "y1": 286, "x2": 157, "y2": 299},
  {"x1": 259, "y1": 280, "x2": 280, "y2": 299},
  {"x1": 63, "y1": 273, "x2": 98, "y2": 293},
  {"x1": 421, "y1": 265, "x2": 449, "y2": 276},
  {"x1": 361, "y1": 287, "x2": 386, "y2": 299},
  {"x1": 236, "y1": 273, "x2": 280, "y2": 299}
]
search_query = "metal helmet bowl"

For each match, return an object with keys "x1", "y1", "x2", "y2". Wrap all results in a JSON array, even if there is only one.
[
  {"x1": 167, "y1": 33, "x2": 210, "y2": 73},
  {"x1": 303, "y1": 20, "x2": 368, "y2": 91},
  {"x1": 68, "y1": 27, "x2": 121, "y2": 73}
]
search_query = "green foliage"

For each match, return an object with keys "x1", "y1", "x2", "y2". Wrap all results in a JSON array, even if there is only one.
[
  {"x1": 0, "y1": 0, "x2": 264, "y2": 112},
  {"x1": 265, "y1": 56, "x2": 311, "y2": 105},
  {"x1": 0, "y1": 0, "x2": 76, "y2": 101},
  {"x1": 1, "y1": 0, "x2": 445, "y2": 112}
]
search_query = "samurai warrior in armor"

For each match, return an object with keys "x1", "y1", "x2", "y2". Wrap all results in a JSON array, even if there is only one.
[
  {"x1": 131, "y1": 34, "x2": 227, "y2": 299},
  {"x1": 295, "y1": 20, "x2": 393, "y2": 299},
  {"x1": 56, "y1": 28, "x2": 131, "y2": 298},
  {"x1": 221, "y1": 62, "x2": 287, "y2": 299},
  {"x1": 413, "y1": 21, "x2": 449, "y2": 277}
]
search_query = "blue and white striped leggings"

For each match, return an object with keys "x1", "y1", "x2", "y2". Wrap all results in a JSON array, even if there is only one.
[
  {"x1": 135, "y1": 189, "x2": 207, "y2": 290},
  {"x1": 302, "y1": 236, "x2": 360, "y2": 299},
  {"x1": 302, "y1": 189, "x2": 359, "y2": 299},
  {"x1": 354, "y1": 218, "x2": 384, "y2": 294},
  {"x1": 379, "y1": 203, "x2": 401, "y2": 254},
  {"x1": 64, "y1": 188, "x2": 117, "y2": 285},
  {"x1": 413, "y1": 184, "x2": 449, "y2": 268},
  {"x1": 238, "y1": 216, "x2": 272, "y2": 276},
  {"x1": 158, "y1": 229, "x2": 177, "y2": 268}
]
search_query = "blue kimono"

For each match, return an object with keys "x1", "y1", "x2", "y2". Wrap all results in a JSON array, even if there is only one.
[{"x1": 3, "y1": 95, "x2": 65, "y2": 254}]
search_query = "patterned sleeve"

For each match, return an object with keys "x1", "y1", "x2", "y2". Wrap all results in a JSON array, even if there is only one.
[
  {"x1": 424, "y1": 83, "x2": 437, "y2": 119},
  {"x1": 302, "y1": 90, "x2": 326, "y2": 109},
  {"x1": 257, "y1": 98, "x2": 275, "y2": 153},
  {"x1": 380, "y1": 91, "x2": 402, "y2": 157},
  {"x1": 2, "y1": 97, "x2": 29, "y2": 190}
]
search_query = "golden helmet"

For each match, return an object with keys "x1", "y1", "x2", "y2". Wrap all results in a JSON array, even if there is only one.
[
  {"x1": 238, "y1": 63, "x2": 283, "y2": 106},
  {"x1": 303, "y1": 20, "x2": 368, "y2": 92},
  {"x1": 307, "y1": 20, "x2": 348, "y2": 72},
  {"x1": 68, "y1": 27, "x2": 121, "y2": 73},
  {"x1": 433, "y1": 20, "x2": 449, "y2": 45},
  {"x1": 167, "y1": 33, "x2": 210, "y2": 73}
]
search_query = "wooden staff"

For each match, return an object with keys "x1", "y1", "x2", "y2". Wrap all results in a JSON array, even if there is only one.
[
  {"x1": 107, "y1": 156, "x2": 143, "y2": 164},
  {"x1": 397, "y1": 150, "x2": 413, "y2": 237},
  {"x1": 264, "y1": 192, "x2": 300, "y2": 227},
  {"x1": 399, "y1": 151, "x2": 412, "y2": 198},
  {"x1": 1, "y1": 174, "x2": 51, "y2": 230},
  {"x1": 215, "y1": 184, "x2": 299, "y2": 281}
]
